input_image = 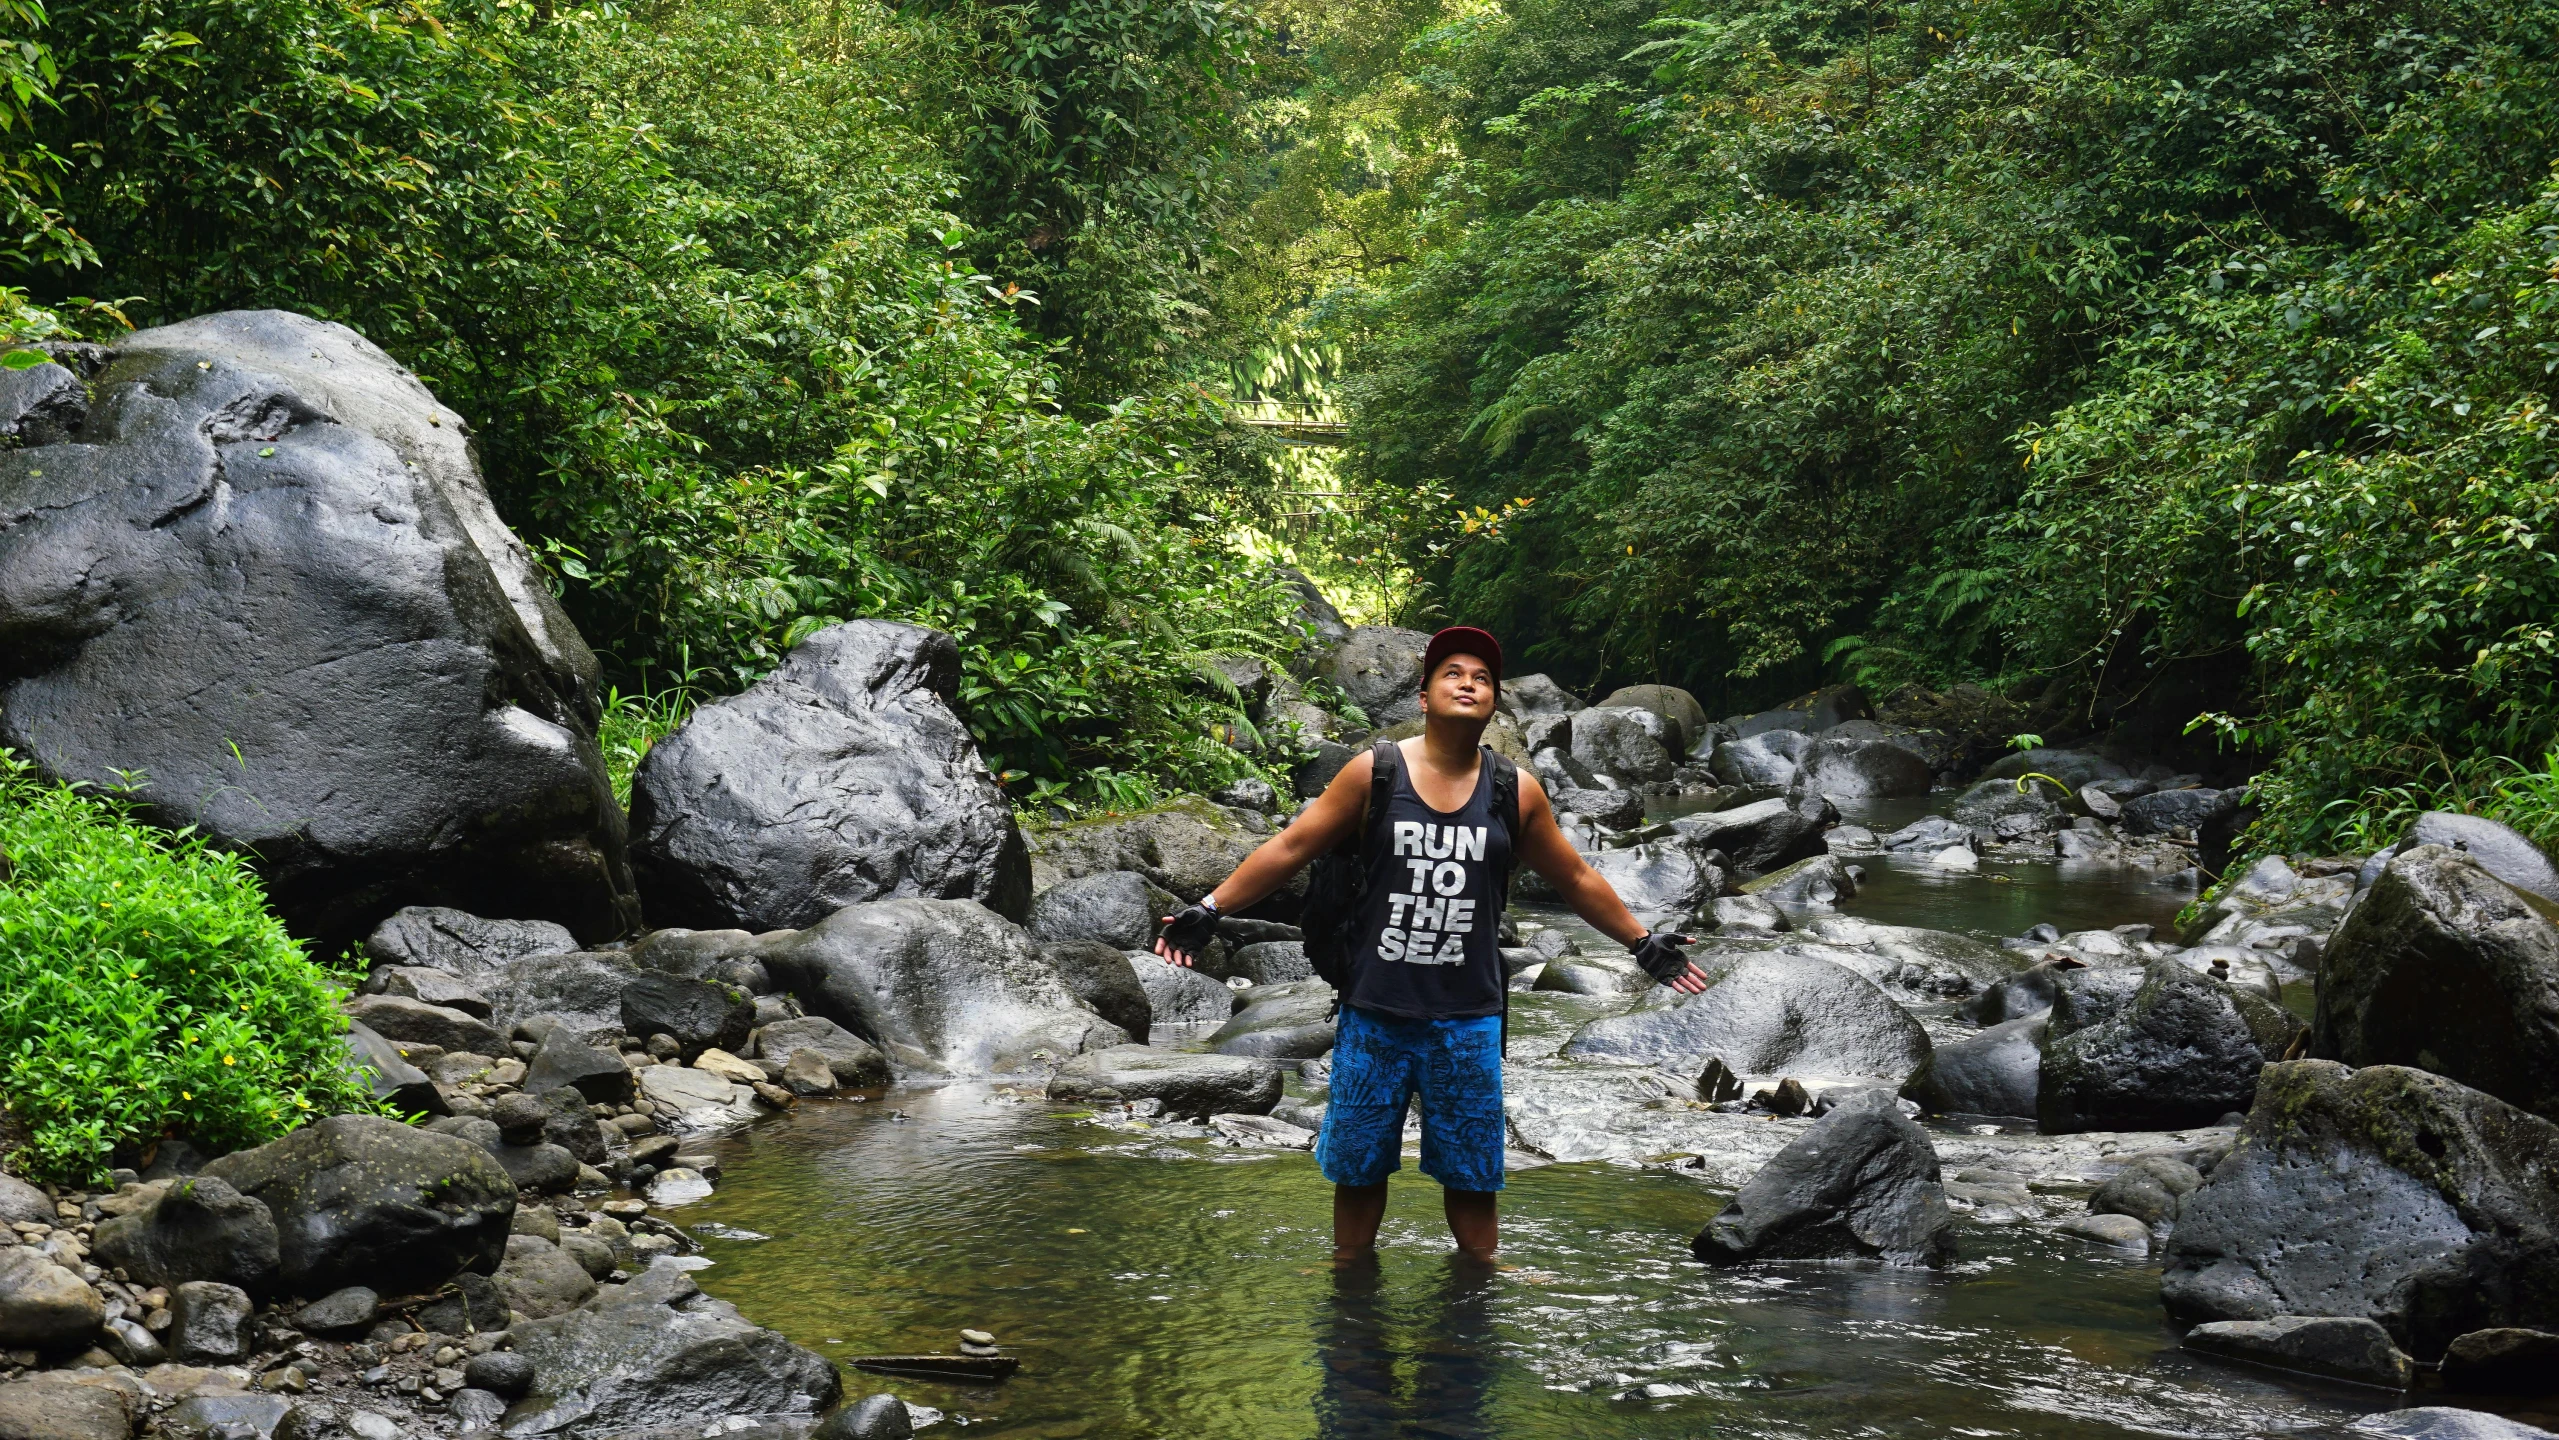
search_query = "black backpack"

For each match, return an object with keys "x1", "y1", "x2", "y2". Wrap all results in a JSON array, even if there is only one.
[{"x1": 1300, "y1": 739, "x2": 1521, "y2": 993}]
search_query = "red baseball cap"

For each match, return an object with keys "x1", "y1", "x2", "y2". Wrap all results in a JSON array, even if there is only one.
[{"x1": 1422, "y1": 626, "x2": 1504, "y2": 692}]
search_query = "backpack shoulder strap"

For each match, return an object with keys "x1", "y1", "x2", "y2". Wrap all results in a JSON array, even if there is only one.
[
  {"x1": 1485, "y1": 746, "x2": 1520, "y2": 841},
  {"x1": 1360, "y1": 739, "x2": 1400, "y2": 852}
]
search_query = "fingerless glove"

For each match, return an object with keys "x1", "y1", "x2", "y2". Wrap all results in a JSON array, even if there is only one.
[
  {"x1": 1629, "y1": 931, "x2": 1693, "y2": 983},
  {"x1": 1159, "y1": 902, "x2": 1220, "y2": 955}
]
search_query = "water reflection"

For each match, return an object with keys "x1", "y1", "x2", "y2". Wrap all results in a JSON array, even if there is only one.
[{"x1": 1317, "y1": 1257, "x2": 1498, "y2": 1440}]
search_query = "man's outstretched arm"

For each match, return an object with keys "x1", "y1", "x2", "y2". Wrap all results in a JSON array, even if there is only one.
[
  {"x1": 1511, "y1": 769, "x2": 1710, "y2": 994},
  {"x1": 1155, "y1": 751, "x2": 1376, "y2": 967}
]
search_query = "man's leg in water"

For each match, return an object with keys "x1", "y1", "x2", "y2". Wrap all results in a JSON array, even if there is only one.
[
  {"x1": 1443, "y1": 1188, "x2": 1497, "y2": 1261},
  {"x1": 1334, "y1": 1182, "x2": 1389, "y2": 1260}
]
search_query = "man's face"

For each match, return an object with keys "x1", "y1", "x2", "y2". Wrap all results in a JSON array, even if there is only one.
[{"x1": 1421, "y1": 652, "x2": 1497, "y2": 721}]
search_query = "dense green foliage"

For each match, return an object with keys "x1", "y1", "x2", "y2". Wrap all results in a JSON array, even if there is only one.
[
  {"x1": 14, "y1": 0, "x2": 1298, "y2": 806},
  {"x1": 1232, "y1": 0, "x2": 2559, "y2": 848},
  {"x1": 0, "y1": 753, "x2": 379, "y2": 1182}
]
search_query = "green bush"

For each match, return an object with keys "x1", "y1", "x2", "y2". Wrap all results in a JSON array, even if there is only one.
[{"x1": 0, "y1": 751, "x2": 380, "y2": 1184}]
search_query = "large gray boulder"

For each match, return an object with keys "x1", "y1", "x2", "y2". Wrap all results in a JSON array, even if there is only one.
[
  {"x1": 338, "y1": 993, "x2": 504, "y2": 1055},
  {"x1": 1316, "y1": 626, "x2": 1430, "y2": 728},
  {"x1": 1709, "y1": 731, "x2": 1808, "y2": 788},
  {"x1": 0, "y1": 311, "x2": 637, "y2": 948},
  {"x1": 506, "y1": 1263, "x2": 841, "y2": 1434},
  {"x1": 1129, "y1": 954, "x2": 1240, "y2": 1027},
  {"x1": 2161, "y1": 1061, "x2": 2559, "y2": 1359},
  {"x1": 1572, "y1": 707, "x2": 1676, "y2": 784},
  {"x1": 1584, "y1": 838, "x2": 1729, "y2": 923},
  {"x1": 2039, "y1": 960, "x2": 2301, "y2": 1133},
  {"x1": 1561, "y1": 952, "x2": 1931, "y2": 1083},
  {"x1": 480, "y1": 949, "x2": 649, "y2": 1039},
  {"x1": 758, "y1": 899, "x2": 1124, "y2": 1077},
  {"x1": 2388, "y1": 813, "x2": 2559, "y2": 902},
  {"x1": 1902, "y1": 1013, "x2": 2045, "y2": 1119},
  {"x1": 1205, "y1": 980, "x2": 1338, "y2": 1060},
  {"x1": 1025, "y1": 798, "x2": 1301, "y2": 917},
  {"x1": 1046, "y1": 1046, "x2": 1282, "y2": 1117},
  {"x1": 1036, "y1": 940, "x2": 1154, "y2": 1038},
  {"x1": 1792, "y1": 737, "x2": 1933, "y2": 799},
  {"x1": 631, "y1": 621, "x2": 1029, "y2": 931},
  {"x1": 201, "y1": 1113, "x2": 514, "y2": 1296},
  {"x1": 2316, "y1": 844, "x2": 2559, "y2": 1122},
  {"x1": 91, "y1": 1176, "x2": 281, "y2": 1297},
  {"x1": 1503, "y1": 674, "x2": 1584, "y2": 717},
  {"x1": 343, "y1": 1020, "x2": 444, "y2": 1117},
  {"x1": 2120, "y1": 787, "x2": 2239, "y2": 837},
  {"x1": 620, "y1": 973, "x2": 755, "y2": 1061},
  {"x1": 0, "y1": 1249, "x2": 104, "y2": 1349},
  {"x1": 1667, "y1": 794, "x2": 1834, "y2": 876},
  {"x1": 1592, "y1": 685, "x2": 1707, "y2": 754},
  {"x1": 1024, "y1": 871, "x2": 1177, "y2": 952},
  {"x1": 2183, "y1": 1315, "x2": 2416, "y2": 1389},
  {"x1": 1691, "y1": 1096, "x2": 1954, "y2": 1267},
  {"x1": 752, "y1": 1015, "x2": 890, "y2": 1087},
  {"x1": 364, "y1": 906, "x2": 576, "y2": 974}
]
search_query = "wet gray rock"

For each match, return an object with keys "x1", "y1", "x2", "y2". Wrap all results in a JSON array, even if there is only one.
[
  {"x1": 630, "y1": 620, "x2": 1031, "y2": 931},
  {"x1": 365, "y1": 906, "x2": 578, "y2": 974},
  {"x1": 493, "y1": 1140, "x2": 583, "y2": 1194},
  {"x1": 813, "y1": 1393, "x2": 914, "y2": 1440},
  {"x1": 0, "y1": 1176, "x2": 49, "y2": 1227},
  {"x1": 449, "y1": 1388, "x2": 509, "y2": 1430},
  {"x1": 621, "y1": 973, "x2": 756, "y2": 1062},
  {"x1": 341, "y1": 993, "x2": 505, "y2": 1055},
  {"x1": 1025, "y1": 871, "x2": 1178, "y2": 952},
  {"x1": 201, "y1": 1113, "x2": 514, "y2": 1295},
  {"x1": 506, "y1": 1262, "x2": 842, "y2": 1433},
  {"x1": 0, "y1": 357, "x2": 86, "y2": 444},
  {"x1": 2316, "y1": 844, "x2": 2559, "y2": 1122},
  {"x1": 1793, "y1": 737, "x2": 1932, "y2": 799},
  {"x1": 1316, "y1": 626, "x2": 1429, "y2": 729},
  {"x1": 465, "y1": 1348, "x2": 537, "y2": 1398},
  {"x1": 1551, "y1": 785, "x2": 1644, "y2": 829},
  {"x1": 2039, "y1": 960, "x2": 2303, "y2": 1133},
  {"x1": 1024, "y1": 798, "x2": 1298, "y2": 915},
  {"x1": 2396, "y1": 812, "x2": 2559, "y2": 902},
  {"x1": 1947, "y1": 781, "x2": 2065, "y2": 833},
  {"x1": 525, "y1": 1028, "x2": 638, "y2": 1104},
  {"x1": 1036, "y1": 940, "x2": 1153, "y2": 1038},
  {"x1": 497, "y1": 1233, "x2": 599, "y2": 1318},
  {"x1": 1880, "y1": 814, "x2": 1971, "y2": 853},
  {"x1": 2353, "y1": 1409, "x2": 2559, "y2": 1439},
  {"x1": 1594, "y1": 684, "x2": 1707, "y2": 753},
  {"x1": 342, "y1": 1020, "x2": 445, "y2": 1118},
  {"x1": 160, "y1": 1393, "x2": 291, "y2": 1440},
  {"x1": 479, "y1": 948, "x2": 649, "y2": 1039},
  {"x1": 1047, "y1": 1045, "x2": 1283, "y2": 1118},
  {"x1": 1977, "y1": 748, "x2": 2132, "y2": 788},
  {"x1": 2120, "y1": 787, "x2": 2238, "y2": 837},
  {"x1": 1711, "y1": 894, "x2": 1789, "y2": 935},
  {"x1": 1129, "y1": 955, "x2": 1240, "y2": 1027},
  {"x1": 1692, "y1": 1096, "x2": 1954, "y2": 1267},
  {"x1": 752, "y1": 1016, "x2": 890, "y2": 1088},
  {"x1": 2441, "y1": 1327, "x2": 2559, "y2": 1394},
  {"x1": 295, "y1": 1286, "x2": 379, "y2": 1334},
  {"x1": 91, "y1": 1174, "x2": 282, "y2": 1296},
  {"x1": 2089, "y1": 1155, "x2": 2203, "y2": 1227},
  {"x1": 1729, "y1": 685, "x2": 1869, "y2": 737},
  {"x1": 1206, "y1": 980, "x2": 1338, "y2": 1060},
  {"x1": 780, "y1": 1048, "x2": 837, "y2": 1095},
  {"x1": 1212, "y1": 941, "x2": 1315, "y2": 987},
  {"x1": 2063, "y1": 1213, "x2": 2154, "y2": 1251},
  {"x1": 1504, "y1": 674, "x2": 1584, "y2": 717},
  {"x1": 414, "y1": 1268, "x2": 509, "y2": 1335},
  {"x1": 1902, "y1": 1013, "x2": 2044, "y2": 1119},
  {"x1": 362, "y1": 965, "x2": 495, "y2": 1017},
  {"x1": 1709, "y1": 731, "x2": 1809, "y2": 788},
  {"x1": 1573, "y1": 706, "x2": 1676, "y2": 784},
  {"x1": 538, "y1": 1087, "x2": 609, "y2": 1164},
  {"x1": 0, "y1": 311, "x2": 637, "y2": 949},
  {"x1": 1739, "y1": 854, "x2": 1856, "y2": 910},
  {"x1": 1667, "y1": 794, "x2": 1834, "y2": 877},
  {"x1": 2160, "y1": 1061, "x2": 2559, "y2": 1359},
  {"x1": 0, "y1": 1248, "x2": 104, "y2": 1348},
  {"x1": 1585, "y1": 838, "x2": 1729, "y2": 923},
  {"x1": 1563, "y1": 952, "x2": 1931, "y2": 1083},
  {"x1": 2184, "y1": 1314, "x2": 2416, "y2": 1388},
  {"x1": 163, "y1": 1281, "x2": 255, "y2": 1364},
  {"x1": 759, "y1": 899, "x2": 1125, "y2": 1077}
]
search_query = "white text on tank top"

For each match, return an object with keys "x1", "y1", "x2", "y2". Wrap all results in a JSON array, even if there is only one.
[{"x1": 1376, "y1": 819, "x2": 1485, "y2": 965}]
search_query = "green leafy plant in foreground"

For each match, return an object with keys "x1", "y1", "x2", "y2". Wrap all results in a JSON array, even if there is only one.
[{"x1": 0, "y1": 751, "x2": 380, "y2": 1183}]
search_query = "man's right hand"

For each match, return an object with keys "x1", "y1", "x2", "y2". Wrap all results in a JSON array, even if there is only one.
[{"x1": 1155, "y1": 903, "x2": 1220, "y2": 967}]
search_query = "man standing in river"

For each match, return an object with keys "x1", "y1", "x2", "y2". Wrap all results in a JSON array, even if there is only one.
[{"x1": 1154, "y1": 627, "x2": 1710, "y2": 1262}]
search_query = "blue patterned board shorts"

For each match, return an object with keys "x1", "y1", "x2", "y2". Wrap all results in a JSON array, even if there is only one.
[{"x1": 1315, "y1": 1005, "x2": 1506, "y2": 1193}]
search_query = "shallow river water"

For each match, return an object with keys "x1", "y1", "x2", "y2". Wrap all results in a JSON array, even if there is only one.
[{"x1": 665, "y1": 808, "x2": 2475, "y2": 1439}]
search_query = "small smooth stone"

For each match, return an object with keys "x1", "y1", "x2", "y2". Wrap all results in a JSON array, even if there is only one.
[
  {"x1": 2060, "y1": 1214, "x2": 2152, "y2": 1251},
  {"x1": 959, "y1": 1329, "x2": 994, "y2": 1345},
  {"x1": 646, "y1": 1167, "x2": 714, "y2": 1207}
]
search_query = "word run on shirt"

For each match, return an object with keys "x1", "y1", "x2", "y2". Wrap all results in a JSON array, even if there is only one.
[{"x1": 1375, "y1": 820, "x2": 1486, "y2": 966}]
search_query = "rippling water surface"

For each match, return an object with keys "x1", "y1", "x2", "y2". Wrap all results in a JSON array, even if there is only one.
[{"x1": 666, "y1": 797, "x2": 2427, "y2": 1439}]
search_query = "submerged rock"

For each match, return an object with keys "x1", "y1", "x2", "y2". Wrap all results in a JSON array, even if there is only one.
[
  {"x1": 0, "y1": 310, "x2": 637, "y2": 948},
  {"x1": 1691, "y1": 1096, "x2": 1954, "y2": 1267},
  {"x1": 2183, "y1": 1315, "x2": 2416, "y2": 1389},
  {"x1": 1046, "y1": 1046, "x2": 1283, "y2": 1118},
  {"x1": 759, "y1": 899, "x2": 1124, "y2": 1077},
  {"x1": 631, "y1": 621, "x2": 1031, "y2": 930},
  {"x1": 2316, "y1": 844, "x2": 2559, "y2": 1122},
  {"x1": 2160, "y1": 1061, "x2": 2559, "y2": 1359}
]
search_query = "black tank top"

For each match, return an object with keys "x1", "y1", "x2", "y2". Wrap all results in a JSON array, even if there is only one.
[{"x1": 1347, "y1": 744, "x2": 1512, "y2": 1019}]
